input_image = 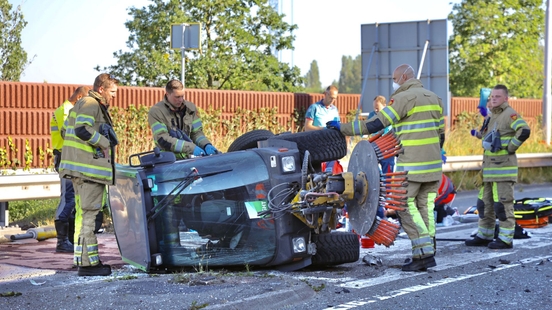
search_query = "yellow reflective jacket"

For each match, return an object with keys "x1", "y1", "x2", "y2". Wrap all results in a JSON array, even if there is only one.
[
  {"x1": 147, "y1": 97, "x2": 211, "y2": 159},
  {"x1": 481, "y1": 102, "x2": 530, "y2": 182},
  {"x1": 50, "y1": 100, "x2": 73, "y2": 151},
  {"x1": 378, "y1": 79, "x2": 445, "y2": 182},
  {"x1": 59, "y1": 91, "x2": 116, "y2": 185}
]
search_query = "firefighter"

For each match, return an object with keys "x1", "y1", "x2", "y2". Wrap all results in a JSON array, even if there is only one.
[
  {"x1": 465, "y1": 84, "x2": 530, "y2": 249},
  {"x1": 328, "y1": 64, "x2": 445, "y2": 271},
  {"x1": 148, "y1": 79, "x2": 219, "y2": 159},
  {"x1": 50, "y1": 86, "x2": 90, "y2": 253},
  {"x1": 59, "y1": 73, "x2": 119, "y2": 276}
]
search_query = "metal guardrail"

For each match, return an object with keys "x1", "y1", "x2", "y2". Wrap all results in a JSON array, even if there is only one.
[
  {"x1": 0, "y1": 172, "x2": 61, "y2": 202},
  {"x1": 0, "y1": 171, "x2": 60, "y2": 227},
  {"x1": 1, "y1": 153, "x2": 550, "y2": 201},
  {"x1": 443, "y1": 153, "x2": 552, "y2": 172},
  {"x1": 1, "y1": 153, "x2": 551, "y2": 226}
]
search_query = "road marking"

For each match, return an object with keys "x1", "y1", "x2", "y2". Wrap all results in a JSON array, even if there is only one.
[
  {"x1": 339, "y1": 227, "x2": 552, "y2": 289},
  {"x1": 340, "y1": 251, "x2": 511, "y2": 289},
  {"x1": 294, "y1": 276, "x2": 357, "y2": 283},
  {"x1": 325, "y1": 255, "x2": 552, "y2": 310}
]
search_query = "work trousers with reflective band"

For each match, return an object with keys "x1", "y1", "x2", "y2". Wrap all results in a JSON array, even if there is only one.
[
  {"x1": 72, "y1": 177, "x2": 106, "y2": 267},
  {"x1": 398, "y1": 181, "x2": 438, "y2": 259},
  {"x1": 476, "y1": 181, "x2": 515, "y2": 244}
]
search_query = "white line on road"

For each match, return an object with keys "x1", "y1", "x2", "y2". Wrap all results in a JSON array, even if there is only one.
[
  {"x1": 339, "y1": 251, "x2": 511, "y2": 289},
  {"x1": 338, "y1": 225, "x2": 552, "y2": 289},
  {"x1": 324, "y1": 255, "x2": 552, "y2": 310},
  {"x1": 295, "y1": 276, "x2": 357, "y2": 283}
]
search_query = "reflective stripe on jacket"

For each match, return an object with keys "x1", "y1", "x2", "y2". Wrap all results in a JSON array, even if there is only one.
[
  {"x1": 147, "y1": 98, "x2": 211, "y2": 159},
  {"x1": 59, "y1": 91, "x2": 116, "y2": 185},
  {"x1": 481, "y1": 102, "x2": 530, "y2": 182},
  {"x1": 378, "y1": 79, "x2": 445, "y2": 182}
]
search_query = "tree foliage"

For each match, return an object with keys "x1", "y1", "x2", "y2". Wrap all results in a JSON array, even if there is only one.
[
  {"x1": 304, "y1": 60, "x2": 322, "y2": 92},
  {"x1": 449, "y1": 0, "x2": 544, "y2": 98},
  {"x1": 0, "y1": 0, "x2": 28, "y2": 81},
  {"x1": 96, "y1": 0, "x2": 303, "y2": 92},
  {"x1": 337, "y1": 55, "x2": 361, "y2": 94}
]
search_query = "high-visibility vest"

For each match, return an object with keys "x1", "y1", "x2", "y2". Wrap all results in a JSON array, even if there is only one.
[{"x1": 50, "y1": 100, "x2": 74, "y2": 151}]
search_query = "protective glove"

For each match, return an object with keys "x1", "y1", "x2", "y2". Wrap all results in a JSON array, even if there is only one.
[
  {"x1": 470, "y1": 129, "x2": 478, "y2": 137},
  {"x1": 441, "y1": 149, "x2": 447, "y2": 164},
  {"x1": 204, "y1": 144, "x2": 219, "y2": 155},
  {"x1": 478, "y1": 106, "x2": 488, "y2": 117},
  {"x1": 193, "y1": 146, "x2": 205, "y2": 157},
  {"x1": 326, "y1": 120, "x2": 341, "y2": 131}
]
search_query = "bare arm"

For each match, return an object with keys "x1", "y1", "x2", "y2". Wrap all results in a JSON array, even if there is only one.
[{"x1": 304, "y1": 119, "x2": 323, "y2": 131}]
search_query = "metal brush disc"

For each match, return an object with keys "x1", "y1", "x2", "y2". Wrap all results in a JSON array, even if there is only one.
[{"x1": 346, "y1": 140, "x2": 381, "y2": 235}]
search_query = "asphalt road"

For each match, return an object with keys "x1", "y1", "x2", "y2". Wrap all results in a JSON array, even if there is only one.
[
  {"x1": 1, "y1": 183, "x2": 551, "y2": 310},
  {"x1": 453, "y1": 183, "x2": 551, "y2": 214}
]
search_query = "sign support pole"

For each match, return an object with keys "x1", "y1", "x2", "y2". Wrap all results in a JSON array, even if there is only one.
[{"x1": 181, "y1": 23, "x2": 189, "y2": 89}]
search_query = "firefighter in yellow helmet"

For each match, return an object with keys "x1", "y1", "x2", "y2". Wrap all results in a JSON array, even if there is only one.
[
  {"x1": 50, "y1": 85, "x2": 90, "y2": 253},
  {"x1": 59, "y1": 73, "x2": 119, "y2": 276},
  {"x1": 327, "y1": 64, "x2": 445, "y2": 272}
]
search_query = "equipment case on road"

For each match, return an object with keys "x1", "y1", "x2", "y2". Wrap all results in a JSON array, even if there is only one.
[{"x1": 514, "y1": 198, "x2": 552, "y2": 228}]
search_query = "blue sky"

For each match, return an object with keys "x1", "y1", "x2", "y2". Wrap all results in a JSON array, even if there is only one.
[{"x1": 10, "y1": 0, "x2": 461, "y2": 87}]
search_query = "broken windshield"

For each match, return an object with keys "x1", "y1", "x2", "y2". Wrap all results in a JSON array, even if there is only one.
[{"x1": 146, "y1": 151, "x2": 276, "y2": 267}]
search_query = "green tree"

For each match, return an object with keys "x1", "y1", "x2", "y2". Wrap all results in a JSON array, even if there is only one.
[
  {"x1": 304, "y1": 60, "x2": 322, "y2": 92},
  {"x1": 96, "y1": 0, "x2": 303, "y2": 92},
  {"x1": 0, "y1": 0, "x2": 28, "y2": 81},
  {"x1": 337, "y1": 54, "x2": 361, "y2": 94},
  {"x1": 449, "y1": 0, "x2": 544, "y2": 98}
]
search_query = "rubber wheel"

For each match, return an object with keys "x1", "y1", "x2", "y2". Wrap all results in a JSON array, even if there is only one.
[
  {"x1": 311, "y1": 232, "x2": 360, "y2": 266},
  {"x1": 227, "y1": 129, "x2": 274, "y2": 152},
  {"x1": 268, "y1": 130, "x2": 347, "y2": 166}
]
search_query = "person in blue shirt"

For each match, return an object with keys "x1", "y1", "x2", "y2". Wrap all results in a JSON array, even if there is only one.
[
  {"x1": 304, "y1": 85, "x2": 340, "y2": 131},
  {"x1": 304, "y1": 85, "x2": 344, "y2": 174}
]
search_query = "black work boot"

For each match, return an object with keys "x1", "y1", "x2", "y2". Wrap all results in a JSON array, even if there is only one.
[
  {"x1": 54, "y1": 220, "x2": 74, "y2": 253},
  {"x1": 465, "y1": 236, "x2": 491, "y2": 247},
  {"x1": 77, "y1": 262, "x2": 112, "y2": 277},
  {"x1": 488, "y1": 239, "x2": 513, "y2": 249},
  {"x1": 402, "y1": 256, "x2": 436, "y2": 272}
]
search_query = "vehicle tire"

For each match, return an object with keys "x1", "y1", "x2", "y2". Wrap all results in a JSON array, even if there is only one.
[
  {"x1": 311, "y1": 232, "x2": 360, "y2": 266},
  {"x1": 269, "y1": 129, "x2": 347, "y2": 165},
  {"x1": 227, "y1": 129, "x2": 275, "y2": 152}
]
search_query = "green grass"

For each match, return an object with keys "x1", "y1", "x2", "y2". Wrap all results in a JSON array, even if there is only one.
[{"x1": 8, "y1": 199, "x2": 58, "y2": 227}]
